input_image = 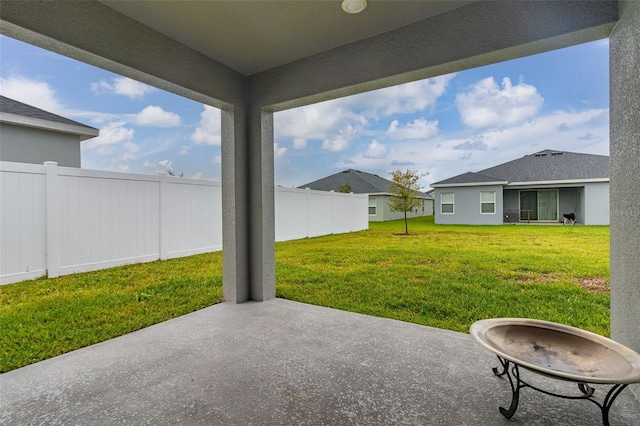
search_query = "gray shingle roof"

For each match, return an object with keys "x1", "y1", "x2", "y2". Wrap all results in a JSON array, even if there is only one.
[
  {"x1": 433, "y1": 171, "x2": 506, "y2": 186},
  {"x1": 0, "y1": 95, "x2": 97, "y2": 131},
  {"x1": 432, "y1": 150, "x2": 609, "y2": 186},
  {"x1": 299, "y1": 169, "x2": 395, "y2": 193},
  {"x1": 299, "y1": 169, "x2": 431, "y2": 197}
]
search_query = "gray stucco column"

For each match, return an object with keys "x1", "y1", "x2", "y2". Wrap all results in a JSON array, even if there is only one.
[
  {"x1": 249, "y1": 107, "x2": 276, "y2": 302},
  {"x1": 610, "y1": 0, "x2": 640, "y2": 401},
  {"x1": 221, "y1": 104, "x2": 275, "y2": 303}
]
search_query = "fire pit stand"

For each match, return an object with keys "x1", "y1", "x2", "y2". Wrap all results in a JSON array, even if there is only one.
[
  {"x1": 470, "y1": 318, "x2": 640, "y2": 426},
  {"x1": 491, "y1": 355, "x2": 629, "y2": 426}
]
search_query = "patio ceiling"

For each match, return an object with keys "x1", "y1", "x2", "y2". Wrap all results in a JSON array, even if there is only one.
[{"x1": 100, "y1": 0, "x2": 475, "y2": 76}]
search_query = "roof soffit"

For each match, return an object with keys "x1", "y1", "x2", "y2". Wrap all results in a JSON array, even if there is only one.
[{"x1": 98, "y1": 1, "x2": 475, "y2": 76}]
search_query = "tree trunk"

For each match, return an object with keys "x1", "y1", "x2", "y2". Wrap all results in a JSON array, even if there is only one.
[{"x1": 404, "y1": 211, "x2": 408, "y2": 235}]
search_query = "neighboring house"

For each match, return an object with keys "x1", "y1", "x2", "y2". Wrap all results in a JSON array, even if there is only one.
[
  {"x1": 431, "y1": 150, "x2": 609, "y2": 225},
  {"x1": 0, "y1": 95, "x2": 99, "y2": 167},
  {"x1": 299, "y1": 169, "x2": 434, "y2": 222}
]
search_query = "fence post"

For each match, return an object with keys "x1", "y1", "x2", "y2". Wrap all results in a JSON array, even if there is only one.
[
  {"x1": 159, "y1": 175, "x2": 169, "y2": 260},
  {"x1": 44, "y1": 161, "x2": 59, "y2": 278},
  {"x1": 305, "y1": 187, "x2": 311, "y2": 239},
  {"x1": 330, "y1": 190, "x2": 335, "y2": 235},
  {"x1": 350, "y1": 192, "x2": 355, "y2": 232}
]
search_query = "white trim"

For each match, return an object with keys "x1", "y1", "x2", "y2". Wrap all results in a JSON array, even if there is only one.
[
  {"x1": 368, "y1": 195, "x2": 377, "y2": 216},
  {"x1": 0, "y1": 112, "x2": 99, "y2": 140},
  {"x1": 507, "y1": 178, "x2": 608, "y2": 186},
  {"x1": 432, "y1": 178, "x2": 608, "y2": 189},
  {"x1": 518, "y1": 189, "x2": 559, "y2": 222},
  {"x1": 367, "y1": 191, "x2": 433, "y2": 199},
  {"x1": 431, "y1": 181, "x2": 507, "y2": 188},
  {"x1": 480, "y1": 191, "x2": 496, "y2": 214},
  {"x1": 441, "y1": 192, "x2": 454, "y2": 214}
]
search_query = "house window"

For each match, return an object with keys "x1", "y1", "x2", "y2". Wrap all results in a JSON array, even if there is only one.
[
  {"x1": 480, "y1": 191, "x2": 496, "y2": 214},
  {"x1": 368, "y1": 197, "x2": 376, "y2": 215},
  {"x1": 441, "y1": 192, "x2": 454, "y2": 214}
]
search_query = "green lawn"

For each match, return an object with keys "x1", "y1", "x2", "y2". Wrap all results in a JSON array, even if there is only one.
[
  {"x1": 277, "y1": 216, "x2": 610, "y2": 334},
  {"x1": 1, "y1": 216, "x2": 610, "y2": 373}
]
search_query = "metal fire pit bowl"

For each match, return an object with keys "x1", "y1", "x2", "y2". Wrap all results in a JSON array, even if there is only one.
[{"x1": 471, "y1": 318, "x2": 640, "y2": 426}]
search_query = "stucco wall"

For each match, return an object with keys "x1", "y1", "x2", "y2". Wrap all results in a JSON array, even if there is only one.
[
  {"x1": 582, "y1": 182, "x2": 609, "y2": 225},
  {"x1": 368, "y1": 195, "x2": 433, "y2": 222},
  {"x1": 610, "y1": 0, "x2": 640, "y2": 403},
  {"x1": 0, "y1": 123, "x2": 81, "y2": 167},
  {"x1": 435, "y1": 185, "x2": 503, "y2": 225}
]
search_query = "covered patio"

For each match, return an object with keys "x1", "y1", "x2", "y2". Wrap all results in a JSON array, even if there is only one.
[
  {"x1": 1, "y1": 0, "x2": 639, "y2": 423},
  {"x1": 2, "y1": 299, "x2": 639, "y2": 425}
]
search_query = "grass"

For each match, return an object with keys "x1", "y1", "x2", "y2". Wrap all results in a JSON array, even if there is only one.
[
  {"x1": 1, "y1": 216, "x2": 610, "y2": 373},
  {"x1": 0, "y1": 254, "x2": 223, "y2": 373},
  {"x1": 276, "y1": 216, "x2": 610, "y2": 335}
]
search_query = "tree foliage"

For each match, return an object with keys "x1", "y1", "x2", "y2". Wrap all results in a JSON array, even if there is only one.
[
  {"x1": 338, "y1": 184, "x2": 352, "y2": 193},
  {"x1": 387, "y1": 169, "x2": 422, "y2": 234}
]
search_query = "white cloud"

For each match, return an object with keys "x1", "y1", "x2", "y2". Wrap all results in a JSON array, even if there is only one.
[
  {"x1": 456, "y1": 77, "x2": 543, "y2": 129},
  {"x1": 178, "y1": 145, "x2": 191, "y2": 156},
  {"x1": 364, "y1": 140, "x2": 388, "y2": 159},
  {"x1": 274, "y1": 74, "x2": 455, "y2": 151},
  {"x1": 82, "y1": 124, "x2": 135, "y2": 155},
  {"x1": 192, "y1": 105, "x2": 222, "y2": 145},
  {"x1": 91, "y1": 77, "x2": 156, "y2": 99},
  {"x1": 191, "y1": 172, "x2": 204, "y2": 180},
  {"x1": 348, "y1": 75, "x2": 455, "y2": 118},
  {"x1": 293, "y1": 138, "x2": 307, "y2": 149},
  {"x1": 135, "y1": 105, "x2": 181, "y2": 127},
  {"x1": 385, "y1": 118, "x2": 439, "y2": 141},
  {"x1": 212, "y1": 155, "x2": 222, "y2": 164},
  {"x1": 322, "y1": 135, "x2": 350, "y2": 152},
  {"x1": 121, "y1": 141, "x2": 140, "y2": 161},
  {"x1": 0, "y1": 76, "x2": 65, "y2": 114},
  {"x1": 274, "y1": 143, "x2": 288, "y2": 158}
]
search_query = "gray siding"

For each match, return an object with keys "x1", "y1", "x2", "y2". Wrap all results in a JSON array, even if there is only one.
[
  {"x1": 583, "y1": 182, "x2": 609, "y2": 225},
  {"x1": 0, "y1": 123, "x2": 81, "y2": 167},
  {"x1": 369, "y1": 195, "x2": 433, "y2": 222},
  {"x1": 435, "y1": 185, "x2": 504, "y2": 225}
]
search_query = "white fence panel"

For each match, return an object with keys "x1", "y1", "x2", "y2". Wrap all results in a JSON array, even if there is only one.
[
  {"x1": 56, "y1": 167, "x2": 160, "y2": 276},
  {"x1": 275, "y1": 188, "x2": 309, "y2": 241},
  {"x1": 0, "y1": 161, "x2": 368, "y2": 285},
  {"x1": 0, "y1": 162, "x2": 47, "y2": 284},
  {"x1": 275, "y1": 188, "x2": 368, "y2": 241},
  {"x1": 307, "y1": 190, "x2": 334, "y2": 238},
  {"x1": 163, "y1": 178, "x2": 222, "y2": 258},
  {"x1": 332, "y1": 192, "x2": 357, "y2": 234}
]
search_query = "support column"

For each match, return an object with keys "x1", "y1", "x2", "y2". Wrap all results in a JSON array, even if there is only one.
[
  {"x1": 249, "y1": 108, "x2": 276, "y2": 301},
  {"x1": 610, "y1": 0, "x2": 640, "y2": 401},
  {"x1": 221, "y1": 103, "x2": 275, "y2": 303}
]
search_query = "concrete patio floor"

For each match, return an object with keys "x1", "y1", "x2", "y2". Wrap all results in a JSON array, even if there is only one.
[{"x1": 1, "y1": 299, "x2": 638, "y2": 425}]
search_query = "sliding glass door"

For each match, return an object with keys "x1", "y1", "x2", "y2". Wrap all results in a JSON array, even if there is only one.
[{"x1": 519, "y1": 190, "x2": 558, "y2": 221}]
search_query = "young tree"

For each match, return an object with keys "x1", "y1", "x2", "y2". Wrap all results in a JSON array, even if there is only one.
[
  {"x1": 387, "y1": 169, "x2": 422, "y2": 235},
  {"x1": 337, "y1": 183, "x2": 352, "y2": 193}
]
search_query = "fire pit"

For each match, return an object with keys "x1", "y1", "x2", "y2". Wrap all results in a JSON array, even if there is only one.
[{"x1": 471, "y1": 318, "x2": 640, "y2": 426}]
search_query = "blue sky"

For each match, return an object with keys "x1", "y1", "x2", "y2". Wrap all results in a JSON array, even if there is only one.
[{"x1": 1, "y1": 35, "x2": 609, "y2": 189}]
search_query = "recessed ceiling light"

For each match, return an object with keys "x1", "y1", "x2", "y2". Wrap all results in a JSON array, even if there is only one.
[{"x1": 342, "y1": 0, "x2": 367, "y2": 14}]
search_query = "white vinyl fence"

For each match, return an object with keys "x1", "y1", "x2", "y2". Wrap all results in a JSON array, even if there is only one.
[{"x1": 0, "y1": 161, "x2": 368, "y2": 285}]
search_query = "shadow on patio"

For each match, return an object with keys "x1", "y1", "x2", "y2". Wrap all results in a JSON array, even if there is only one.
[{"x1": 1, "y1": 299, "x2": 638, "y2": 425}]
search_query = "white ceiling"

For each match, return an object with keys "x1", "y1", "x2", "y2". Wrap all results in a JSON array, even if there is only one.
[{"x1": 100, "y1": 1, "x2": 474, "y2": 75}]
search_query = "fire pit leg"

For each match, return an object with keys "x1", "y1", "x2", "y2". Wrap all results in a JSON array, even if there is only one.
[
  {"x1": 491, "y1": 356, "x2": 630, "y2": 426},
  {"x1": 601, "y1": 384, "x2": 628, "y2": 426},
  {"x1": 493, "y1": 356, "x2": 523, "y2": 419}
]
